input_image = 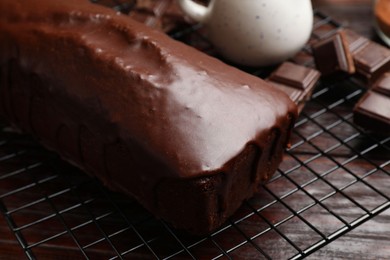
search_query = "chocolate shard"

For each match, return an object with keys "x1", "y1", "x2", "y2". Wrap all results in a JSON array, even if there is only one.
[
  {"x1": 373, "y1": 72, "x2": 390, "y2": 96},
  {"x1": 354, "y1": 42, "x2": 390, "y2": 75},
  {"x1": 354, "y1": 73, "x2": 390, "y2": 135},
  {"x1": 0, "y1": 0, "x2": 297, "y2": 235},
  {"x1": 353, "y1": 91, "x2": 390, "y2": 134},
  {"x1": 349, "y1": 40, "x2": 390, "y2": 84},
  {"x1": 268, "y1": 62, "x2": 321, "y2": 90},
  {"x1": 267, "y1": 62, "x2": 321, "y2": 114},
  {"x1": 312, "y1": 30, "x2": 355, "y2": 75},
  {"x1": 342, "y1": 28, "x2": 390, "y2": 85}
]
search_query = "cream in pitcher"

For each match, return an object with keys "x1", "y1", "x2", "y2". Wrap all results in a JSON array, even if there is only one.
[{"x1": 177, "y1": 0, "x2": 314, "y2": 66}]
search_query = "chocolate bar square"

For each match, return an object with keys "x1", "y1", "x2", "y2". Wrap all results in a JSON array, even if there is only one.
[
  {"x1": 312, "y1": 30, "x2": 355, "y2": 75},
  {"x1": 267, "y1": 62, "x2": 320, "y2": 114},
  {"x1": 268, "y1": 62, "x2": 321, "y2": 90},
  {"x1": 353, "y1": 41, "x2": 390, "y2": 83},
  {"x1": 354, "y1": 91, "x2": 390, "y2": 134},
  {"x1": 373, "y1": 72, "x2": 390, "y2": 96},
  {"x1": 354, "y1": 73, "x2": 390, "y2": 134}
]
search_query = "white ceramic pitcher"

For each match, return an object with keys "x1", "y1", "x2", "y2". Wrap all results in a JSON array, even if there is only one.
[{"x1": 177, "y1": 0, "x2": 313, "y2": 66}]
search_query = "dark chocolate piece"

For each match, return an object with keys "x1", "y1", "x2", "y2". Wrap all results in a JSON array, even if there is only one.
[
  {"x1": 0, "y1": 0, "x2": 297, "y2": 234},
  {"x1": 373, "y1": 72, "x2": 390, "y2": 96},
  {"x1": 354, "y1": 73, "x2": 390, "y2": 134},
  {"x1": 267, "y1": 62, "x2": 321, "y2": 114},
  {"x1": 312, "y1": 30, "x2": 355, "y2": 75},
  {"x1": 268, "y1": 62, "x2": 321, "y2": 91},
  {"x1": 353, "y1": 91, "x2": 390, "y2": 134},
  {"x1": 351, "y1": 41, "x2": 390, "y2": 84},
  {"x1": 342, "y1": 28, "x2": 390, "y2": 84}
]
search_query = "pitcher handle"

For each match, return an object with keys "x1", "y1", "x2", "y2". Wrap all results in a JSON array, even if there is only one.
[{"x1": 177, "y1": 0, "x2": 209, "y2": 23}]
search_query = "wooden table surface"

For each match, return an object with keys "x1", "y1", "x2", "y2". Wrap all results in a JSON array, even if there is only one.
[{"x1": 1, "y1": 0, "x2": 389, "y2": 259}]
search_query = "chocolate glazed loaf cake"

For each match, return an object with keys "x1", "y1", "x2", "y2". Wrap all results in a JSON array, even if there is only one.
[{"x1": 0, "y1": 0, "x2": 297, "y2": 234}]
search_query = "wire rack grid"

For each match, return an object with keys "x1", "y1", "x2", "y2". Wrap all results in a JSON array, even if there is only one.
[{"x1": 0, "y1": 1, "x2": 389, "y2": 259}]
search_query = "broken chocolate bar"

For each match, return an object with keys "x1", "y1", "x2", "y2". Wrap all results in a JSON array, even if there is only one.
[
  {"x1": 267, "y1": 62, "x2": 321, "y2": 113},
  {"x1": 312, "y1": 30, "x2": 355, "y2": 75},
  {"x1": 373, "y1": 72, "x2": 390, "y2": 96},
  {"x1": 354, "y1": 73, "x2": 390, "y2": 134},
  {"x1": 353, "y1": 41, "x2": 390, "y2": 83}
]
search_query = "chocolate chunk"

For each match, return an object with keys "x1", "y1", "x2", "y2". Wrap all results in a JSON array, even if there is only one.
[
  {"x1": 267, "y1": 62, "x2": 320, "y2": 113},
  {"x1": 352, "y1": 41, "x2": 390, "y2": 84},
  {"x1": 373, "y1": 72, "x2": 390, "y2": 96},
  {"x1": 342, "y1": 28, "x2": 390, "y2": 84},
  {"x1": 312, "y1": 30, "x2": 355, "y2": 75},
  {"x1": 354, "y1": 73, "x2": 390, "y2": 134},
  {"x1": 353, "y1": 91, "x2": 390, "y2": 134},
  {"x1": 268, "y1": 62, "x2": 321, "y2": 90}
]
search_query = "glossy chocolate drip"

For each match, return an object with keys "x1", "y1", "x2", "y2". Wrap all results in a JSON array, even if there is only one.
[{"x1": 0, "y1": 0, "x2": 297, "y2": 234}]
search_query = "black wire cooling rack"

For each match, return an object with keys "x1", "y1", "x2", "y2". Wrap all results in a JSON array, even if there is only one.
[{"x1": 1, "y1": 1, "x2": 390, "y2": 259}]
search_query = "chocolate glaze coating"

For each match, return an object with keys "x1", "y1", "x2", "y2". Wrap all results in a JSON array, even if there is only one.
[{"x1": 0, "y1": 0, "x2": 297, "y2": 234}]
